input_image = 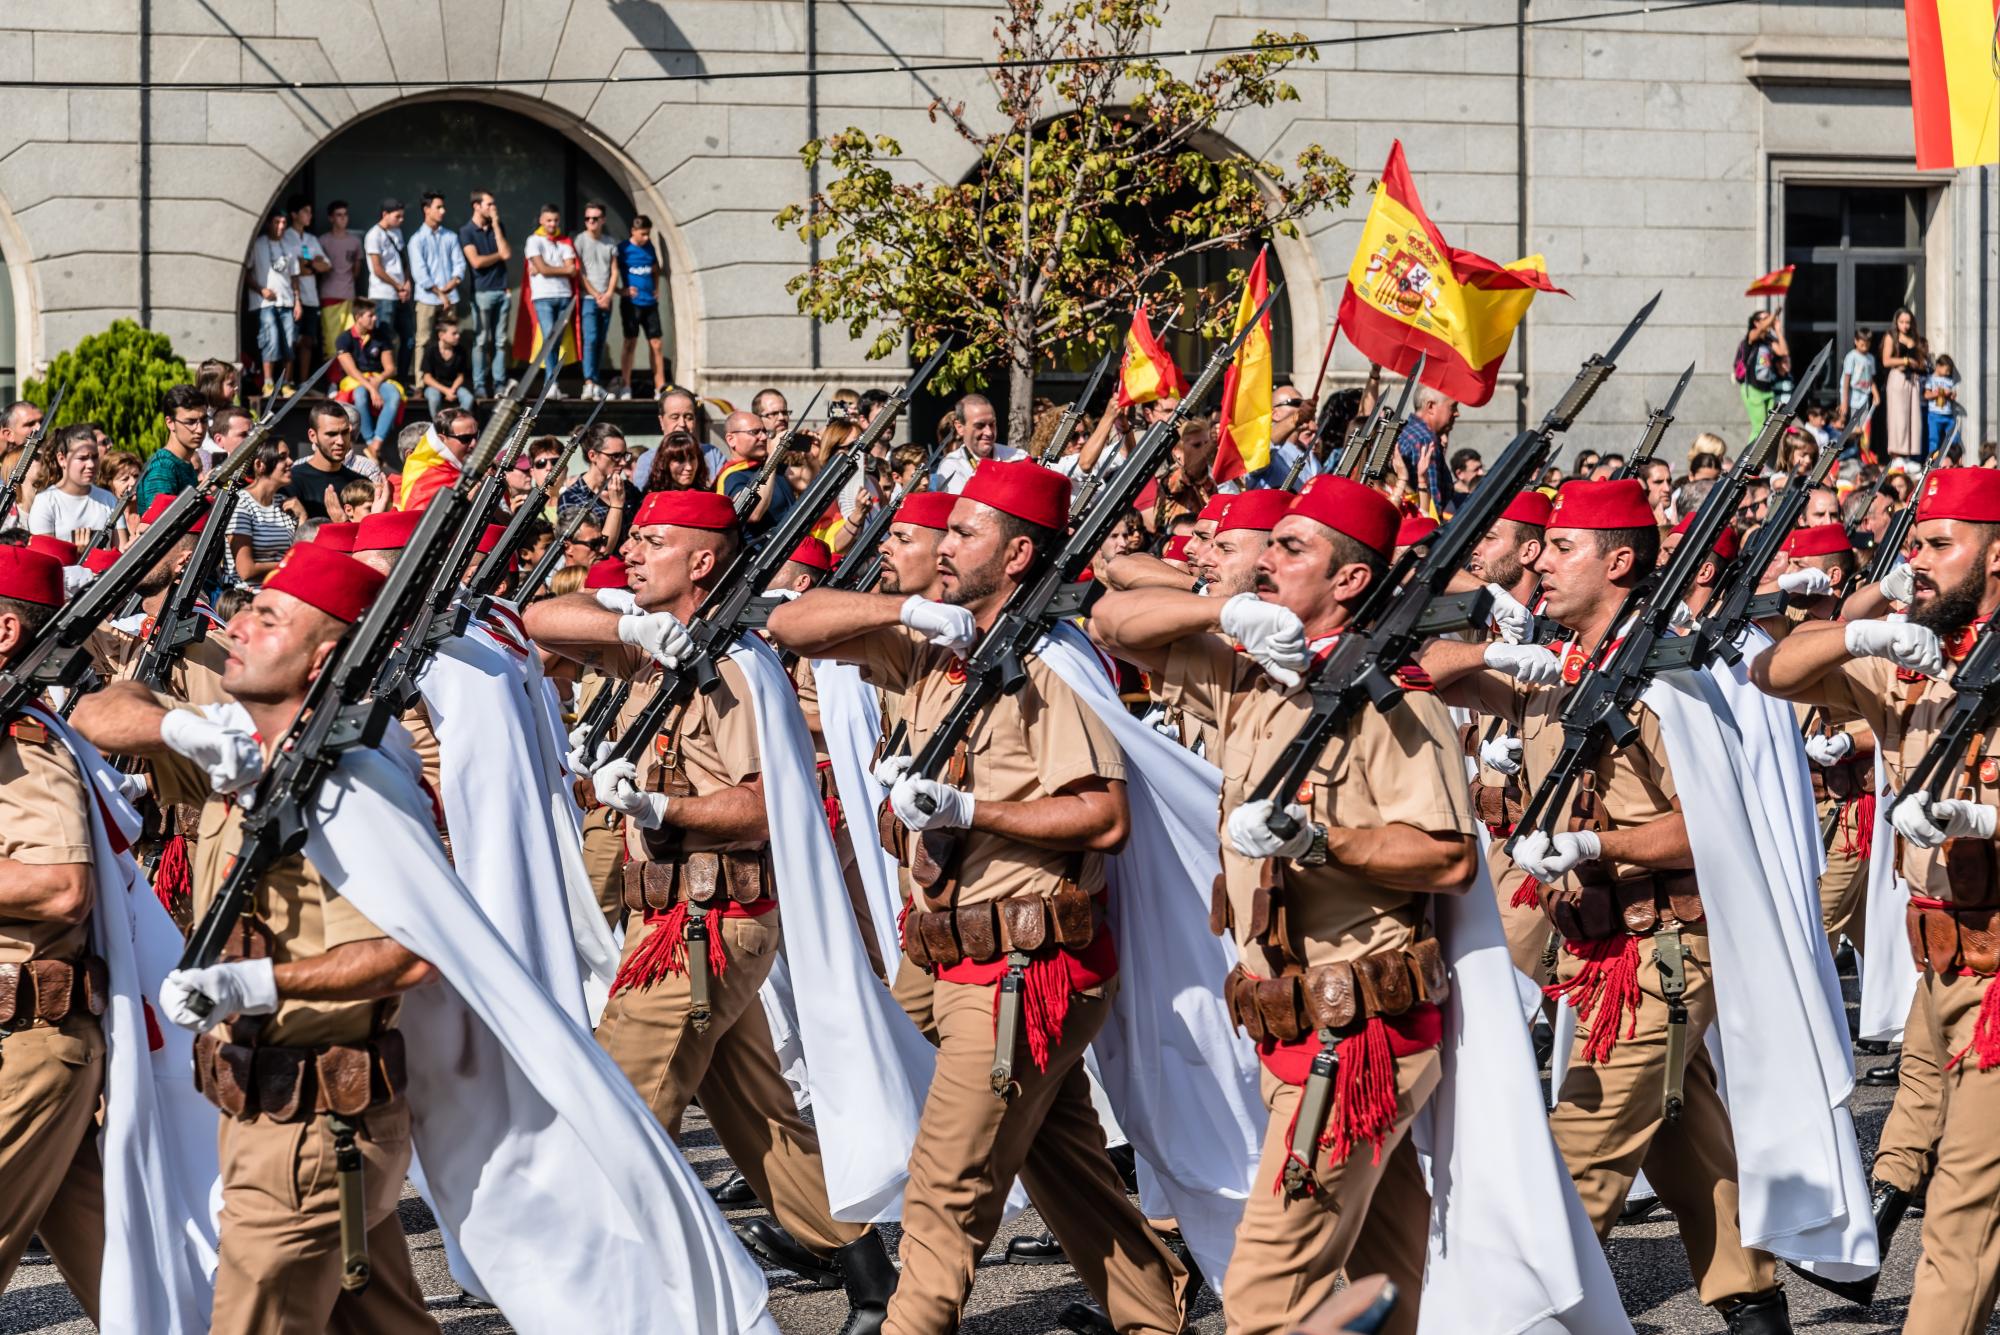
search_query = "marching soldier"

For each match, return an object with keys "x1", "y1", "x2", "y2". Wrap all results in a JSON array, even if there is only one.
[
  {"x1": 574, "y1": 555, "x2": 637, "y2": 931},
  {"x1": 1089, "y1": 475, "x2": 1478, "y2": 1335},
  {"x1": 1753, "y1": 466, "x2": 2000, "y2": 1333},
  {"x1": 0, "y1": 547, "x2": 106, "y2": 1320},
  {"x1": 88, "y1": 494, "x2": 233, "y2": 705},
  {"x1": 521, "y1": 489, "x2": 896, "y2": 1335},
  {"x1": 767, "y1": 460, "x2": 1190, "y2": 1335},
  {"x1": 1421, "y1": 479, "x2": 1789, "y2": 1333},
  {"x1": 73, "y1": 542, "x2": 444, "y2": 1334}
]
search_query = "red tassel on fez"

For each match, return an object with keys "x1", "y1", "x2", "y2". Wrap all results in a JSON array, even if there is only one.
[
  {"x1": 1948, "y1": 975, "x2": 2000, "y2": 1073},
  {"x1": 1510, "y1": 878, "x2": 1542, "y2": 910},
  {"x1": 610, "y1": 902, "x2": 729, "y2": 997},
  {"x1": 1545, "y1": 934, "x2": 1641, "y2": 1064}
]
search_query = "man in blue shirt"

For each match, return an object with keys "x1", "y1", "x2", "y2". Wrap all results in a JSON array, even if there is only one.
[
  {"x1": 715, "y1": 410, "x2": 795, "y2": 542},
  {"x1": 1395, "y1": 385, "x2": 1462, "y2": 512},
  {"x1": 408, "y1": 191, "x2": 466, "y2": 371},
  {"x1": 617, "y1": 215, "x2": 665, "y2": 400},
  {"x1": 457, "y1": 190, "x2": 512, "y2": 398}
]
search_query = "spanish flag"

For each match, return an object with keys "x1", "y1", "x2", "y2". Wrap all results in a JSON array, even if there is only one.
[
  {"x1": 1214, "y1": 250, "x2": 1273, "y2": 484},
  {"x1": 1745, "y1": 264, "x2": 1795, "y2": 297},
  {"x1": 1114, "y1": 301, "x2": 1188, "y2": 409},
  {"x1": 1335, "y1": 141, "x2": 1562, "y2": 408},
  {"x1": 1905, "y1": 0, "x2": 2000, "y2": 170},
  {"x1": 510, "y1": 225, "x2": 582, "y2": 369},
  {"x1": 397, "y1": 424, "x2": 461, "y2": 510}
]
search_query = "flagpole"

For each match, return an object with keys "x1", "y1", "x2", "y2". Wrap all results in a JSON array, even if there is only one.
[{"x1": 1309, "y1": 319, "x2": 1339, "y2": 402}]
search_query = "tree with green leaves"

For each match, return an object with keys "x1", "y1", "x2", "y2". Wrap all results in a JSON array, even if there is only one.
[
  {"x1": 776, "y1": 0, "x2": 1351, "y2": 447},
  {"x1": 24, "y1": 320, "x2": 192, "y2": 458}
]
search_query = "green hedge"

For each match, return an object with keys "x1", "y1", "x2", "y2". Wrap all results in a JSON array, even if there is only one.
[{"x1": 23, "y1": 320, "x2": 192, "y2": 458}]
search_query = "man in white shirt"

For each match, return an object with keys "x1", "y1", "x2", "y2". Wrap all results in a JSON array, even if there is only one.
[
  {"x1": 364, "y1": 198, "x2": 414, "y2": 375},
  {"x1": 931, "y1": 392, "x2": 1023, "y2": 493},
  {"x1": 286, "y1": 195, "x2": 330, "y2": 385},
  {"x1": 27, "y1": 424, "x2": 116, "y2": 542},
  {"x1": 408, "y1": 190, "x2": 466, "y2": 368},
  {"x1": 244, "y1": 209, "x2": 300, "y2": 400},
  {"x1": 525, "y1": 204, "x2": 580, "y2": 384}
]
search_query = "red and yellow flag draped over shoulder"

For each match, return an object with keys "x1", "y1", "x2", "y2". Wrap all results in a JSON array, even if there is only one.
[
  {"x1": 1115, "y1": 300, "x2": 1189, "y2": 409},
  {"x1": 1336, "y1": 141, "x2": 1562, "y2": 408},
  {"x1": 510, "y1": 225, "x2": 582, "y2": 369},
  {"x1": 1213, "y1": 250, "x2": 1273, "y2": 484},
  {"x1": 1905, "y1": 0, "x2": 2000, "y2": 170}
]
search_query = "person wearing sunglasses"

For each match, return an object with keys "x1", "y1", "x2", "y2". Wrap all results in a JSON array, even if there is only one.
[{"x1": 558, "y1": 422, "x2": 643, "y2": 546}]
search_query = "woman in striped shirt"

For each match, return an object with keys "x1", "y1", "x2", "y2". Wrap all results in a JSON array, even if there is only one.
[{"x1": 228, "y1": 441, "x2": 302, "y2": 582}]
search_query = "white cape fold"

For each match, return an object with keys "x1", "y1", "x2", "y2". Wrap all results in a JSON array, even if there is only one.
[
  {"x1": 813, "y1": 657, "x2": 907, "y2": 972},
  {"x1": 1640, "y1": 672, "x2": 1876, "y2": 1279},
  {"x1": 1858, "y1": 750, "x2": 1916, "y2": 1041},
  {"x1": 293, "y1": 725, "x2": 778, "y2": 1334},
  {"x1": 725, "y1": 636, "x2": 937, "y2": 1221},
  {"x1": 32, "y1": 705, "x2": 218, "y2": 1334}
]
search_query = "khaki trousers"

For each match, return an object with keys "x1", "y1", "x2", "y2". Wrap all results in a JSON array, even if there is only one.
[
  {"x1": 1222, "y1": 1051, "x2": 1439, "y2": 1335},
  {"x1": 884, "y1": 978, "x2": 1187, "y2": 1335},
  {"x1": 579, "y1": 805, "x2": 624, "y2": 933},
  {"x1": 1547, "y1": 927, "x2": 1774, "y2": 1307},
  {"x1": 412, "y1": 302, "x2": 448, "y2": 367},
  {"x1": 210, "y1": 1094, "x2": 436, "y2": 1335},
  {"x1": 1874, "y1": 984, "x2": 1944, "y2": 1193},
  {"x1": 0, "y1": 1015, "x2": 106, "y2": 1320},
  {"x1": 1816, "y1": 796, "x2": 1869, "y2": 955},
  {"x1": 889, "y1": 953, "x2": 937, "y2": 1043},
  {"x1": 1491, "y1": 846, "x2": 1552, "y2": 984},
  {"x1": 595, "y1": 907, "x2": 862, "y2": 1256},
  {"x1": 1903, "y1": 969, "x2": 2000, "y2": 1335}
]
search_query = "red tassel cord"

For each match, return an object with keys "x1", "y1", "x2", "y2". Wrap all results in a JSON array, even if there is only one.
[
  {"x1": 992, "y1": 953, "x2": 1075, "y2": 1075},
  {"x1": 610, "y1": 902, "x2": 730, "y2": 997},
  {"x1": 1947, "y1": 975, "x2": 2000, "y2": 1072},
  {"x1": 153, "y1": 832, "x2": 192, "y2": 919},
  {"x1": 1839, "y1": 792, "x2": 1876, "y2": 861},
  {"x1": 1544, "y1": 934, "x2": 1642, "y2": 1064},
  {"x1": 896, "y1": 897, "x2": 913, "y2": 950},
  {"x1": 1324, "y1": 1017, "x2": 1400, "y2": 1165},
  {"x1": 1510, "y1": 878, "x2": 1542, "y2": 910}
]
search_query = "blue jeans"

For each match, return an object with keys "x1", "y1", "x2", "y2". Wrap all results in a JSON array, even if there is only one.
[
  {"x1": 580, "y1": 298, "x2": 611, "y2": 385},
  {"x1": 425, "y1": 384, "x2": 475, "y2": 418},
  {"x1": 1929, "y1": 410, "x2": 1960, "y2": 457},
  {"x1": 469, "y1": 290, "x2": 508, "y2": 396},
  {"x1": 354, "y1": 380, "x2": 404, "y2": 447},
  {"x1": 532, "y1": 296, "x2": 574, "y2": 380},
  {"x1": 373, "y1": 297, "x2": 414, "y2": 377},
  {"x1": 255, "y1": 305, "x2": 294, "y2": 365}
]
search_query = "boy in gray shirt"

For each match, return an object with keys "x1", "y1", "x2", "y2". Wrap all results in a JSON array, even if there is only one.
[{"x1": 575, "y1": 202, "x2": 621, "y2": 401}]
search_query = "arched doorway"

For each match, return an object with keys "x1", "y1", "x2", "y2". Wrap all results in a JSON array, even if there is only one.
[{"x1": 243, "y1": 99, "x2": 668, "y2": 398}]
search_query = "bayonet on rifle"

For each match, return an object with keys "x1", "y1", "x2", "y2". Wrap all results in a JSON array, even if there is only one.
[
  {"x1": 1039, "y1": 348, "x2": 1118, "y2": 465},
  {"x1": 0, "y1": 381, "x2": 66, "y2": 527}
]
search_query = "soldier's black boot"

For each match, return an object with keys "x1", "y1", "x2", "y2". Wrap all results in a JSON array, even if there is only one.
[
  {"x1": 1721, "y1": 1287, "x2": 1792, "y2": 1334},
  {"x1": 709, "y1": 1172, "x2": 757, "y2": 1207},
  {"x1": 1004, "y1": 1232, "x2": 1066, "y2": 1264},
  {"x1": 735, "y1": 1217, "x2": 844, "y2": 1289},
  {"x1": 1782, "y1": 1180, "x2": 1910, "y2": 1308},
  {"x1": 834, "y1": 1231, "x2": 897, "y2": 1335},
  {"x1": 1055, "y1": 1300, "x2": 1115, "y2": 1335}
]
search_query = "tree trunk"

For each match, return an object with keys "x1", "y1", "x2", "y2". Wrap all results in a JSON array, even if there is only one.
[{"x1": 1007, "y1": 352, "x2": 1036, "y2": 456}]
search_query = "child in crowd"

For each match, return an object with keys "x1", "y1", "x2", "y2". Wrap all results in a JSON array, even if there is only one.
[
  {"x1": 421, "y1": 319, "x2": 474, "y2": 418},
  {"x1": 1926, "y1": 352, "x2": 1962, "y2": 456}
]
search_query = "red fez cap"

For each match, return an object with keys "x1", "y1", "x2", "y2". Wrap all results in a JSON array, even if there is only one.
[
  {"x1": 0, "y1": 547, "x2": 63, "y2": 606},
  {"x1": 1196, "y1": 495, "x2": 1233, "y2": 525},
  {"x1": 1162, "y1": 535, "x2": 1191, "y2": 563},
  {"x1": 27, "y1": 536, "x2": 79, "y2": 565},
  {"x1": 476, "y1": 523, "x2": 506, "y2": 555},
  {"x1": 584, "y1": 557, "x2": 628, "y2": 590},
  {"x1": 82, "y1": 548, "x2": 119, "y2": 575},
  {"x1": 1396, "y1": 514, "x2": 1440, "y2": 546},
  {"x1": 893, "y1": 491, "x2": 957, "y2": 532},
  {"x1": 633, "y1": 490, "x2": 739, "y2": 532},
  {"x1": 1214, "y1": 490, "x2": 1291, "y2": 535},
  {"x1": 1916, "y1": 468, "x2": 2000, "y2": 526},
  {"x1": 1548, "y1": 480, "x2": 1654, "y2": 532},
  {"x1": 1289, "y1": 476, "x2": 1400, "y2": 559},
  {"x1": 315, "y1": 522, "x2": 360, "y2": 553},
  {"x1": 355, "y1": 508, "x2": 424, "y2": 552},
  {"x1": 960, "y1": 460, "x2": 1070, "y2": 531},
  {"x1": 264, "y1": 542, "x2": 386, "y2": 624},
  {"x1": 141, "y1": 492, "x2": 208, "y2": 534},
  {"x1": 1670, "y1": 511, "x2": 1740, "y2": 560},
  {"x1": 1500, "y1": 490, "x2": 1554, "y2": 528},
  {"x1": 1783, "y1": 523, "x2": 1853, "y2": 558},
  {"x1": 788, "y1": 537, "x2": 834, "y2": 572}
]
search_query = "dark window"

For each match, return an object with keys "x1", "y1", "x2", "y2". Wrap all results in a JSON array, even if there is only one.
[{"x1": 1781, "y1": 184, "x2": 1927, "y2": 398}]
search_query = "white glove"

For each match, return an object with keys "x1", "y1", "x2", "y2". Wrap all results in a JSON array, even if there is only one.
[
  {"x1": 62, "y1": 565, "x2": 95, "y2": 597},
  {"x1": 158, "y1": 958, "x2": 278, "y2": 1032},
  {"x1": 1219, "y1": 592, "x2": 1308, "y2": 688},
  {"x1": 1486, "y1": 584, "x2": 1533, "y2": 645},
  {"x1": 1225, "y1": 798, "x2": 1316, "y2": 860},
  {"x1": 1803, "y1": 731, "x2": 1855, "y2": 766},
  {"x1": 565, "y1": 720, "x2": 592, "y2": 773},
  {"x1": 899, "y1": 595, "x2": 978, "y2": 657},
  {"x1": 889, "y1": 775, "x2": 976, "y2": 831},
  {"x1": 158, "y1": 709, "x2": 263, "y2": 796},
  {"x1": 616, "y1": 610, "x2": 694, "y2": 669},
  {"x1": 1668, "y1": 599, "x2": 1695, "y2": 633},
  {"x1": 1479, "y1": 735, "x2": 1523, "y2": 776},
  {"x1": 1484, "y1": 642, "x2": 1563, "y2": 686},
  {"x1": 592, "y1": 586, "x2": 637, "y2": 615},
  {"x1": 763, "y1": 588, "x2": 802, "y2": 603},
  {"x1": 870, "y1": 752, "x2": 914, "y2": 790},
  {"x1": 1891, "y1": 792, "x2": 1998, "y2": 849},
  {"x1": 1845, "y1": 618, "x2": 1944, "y2": 678},
  {"x1": 1879, "y1": 561, "x2": 1916, "y2": 606},
  {"x1": 115, "y1": 770, "x2": 149, "y2": 803},
  {"x1": 592, "y1": 758, "x2": 669, "y2": 830},
  {"x1": 1777, "y1": 566, "x2": 1833, "y2": 596},
  {"x1": 1512, "y1": 829, "x2": 1602, "y2": 882}
]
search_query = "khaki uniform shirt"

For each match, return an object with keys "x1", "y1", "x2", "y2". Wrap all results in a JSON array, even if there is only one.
[
  {"x1": 847, "y1": 626, "x2": 1122, "y2": 908},
  {"x1": 153, "y1": 714, "x2": 393, "y2": 1047},
  {"x1": 90, "y1": 621, "x2": 233, "y2": 707},
  {"x1": 616, "y1": 657, "x2": 763, "y2": 862},
  {"x1": 0, "y1": 731, "x2": 94, "y2": 966},
  {"x1": 1161, "y1": 634, "x2": 1473, "y2": 977},
  {"x1": 401, "y1": 702, "x2": 442, "y2": 798}
]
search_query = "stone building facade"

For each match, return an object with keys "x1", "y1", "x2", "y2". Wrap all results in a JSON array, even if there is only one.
[{"x1": 0, "y1": 0, "x2": 1990, "y2": 457}]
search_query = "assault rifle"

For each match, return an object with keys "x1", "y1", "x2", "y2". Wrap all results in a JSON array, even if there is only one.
[
  {"x1": 1333, "y1": 358, "x2": 1425, "y2": 483},
  {"x1": 1859, "y1": 414, "x2": 1961, "y2": 587},
  {"x1": 1891, "y1": 614, "x2": 2000, "y2": 808},
  {"x1": 461, "y1": 391, "x2": 605, "y2": 610},
  {"x1": 1612, "y1": 363, "x2": 1694, "y2": 481},
  {"x1": 832, "y1": 421, "x2": 965, "y2": 593},
  {"x1": 729, "y1": 385, "x2": 826, "y2": 536},
  {"x1": 178, "y1": 362, "x2": 537, "y2": 998},
  {"x1": 1037, "y1": 348, "x2": 1117, "y2": 465},
  {"x1": 1508, "y1": 338, "x2": 1833, "y2": 860},
  {"x1": 0, "y1": 381, "x2": 65, "y2": 527}
]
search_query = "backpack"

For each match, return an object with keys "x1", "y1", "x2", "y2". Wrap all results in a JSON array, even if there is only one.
[{"x1": 1732, "y1": 338, "x2": 1751, "y2": 385}]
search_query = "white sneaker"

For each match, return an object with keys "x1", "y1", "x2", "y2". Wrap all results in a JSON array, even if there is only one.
[
  {"x1": 615, "y1": 384, "x2": 633, "y2": 401},
  {"x1": 583, "y1": 382, "x2": 603, "y2": 401}
]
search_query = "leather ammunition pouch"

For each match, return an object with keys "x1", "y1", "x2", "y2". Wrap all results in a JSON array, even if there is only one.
[
  {"x1": 192, "y1": 1028, "x2": 407, "y2": 1122},
  {"x1": 1222, "y1": 939, "x2": 1449, "y2": 1045},
  {"x1": 1905, "y1": 899, "x2": 2000, "y2": 976},
  {"x1": 903, "y1": 881, "x2": 1097, "y2": 971},
  {"x1": 621, "y1": 848, "x2": 773, "y2": 913},
  {"x1": 1809, "y1": 761, "x2": 1866, "y2": 805},
  {"x1": 1460, "y1": 723, "x2": 1524, "y2": 835},
  {"x1": 880, "y1": 744, "x2": 968, "y2": 892},
  {"x1": 1547, "y1": 869, "x2": 1703, "y2": 941},
  {"x1": 0, "y1": 955, "x2": 109, "y2": 1031}
]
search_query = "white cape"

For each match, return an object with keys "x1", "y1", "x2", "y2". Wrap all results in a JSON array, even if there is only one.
[
  {"x1": 813, "y1": 657, "x2": 907, "y2": 973},
  {"x1": 1858, "y1": 750, "x2": 1916, "y2": 1042},
  {"x1": 298, "y1": 729, "x2": 778, "y2": 1334},
  {"x1": 34, "y1": 706, "x2": 218, "y2": 1334}
]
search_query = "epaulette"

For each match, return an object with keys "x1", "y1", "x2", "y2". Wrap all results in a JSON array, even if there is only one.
[{"x1": 8, "y1": 718, "x2": 52, "y2": 745}]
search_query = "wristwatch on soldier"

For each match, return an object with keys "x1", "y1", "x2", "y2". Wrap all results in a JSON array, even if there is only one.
[{"x1": 1298, "y1": 821, "x2": 1331, "y2": 866}]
